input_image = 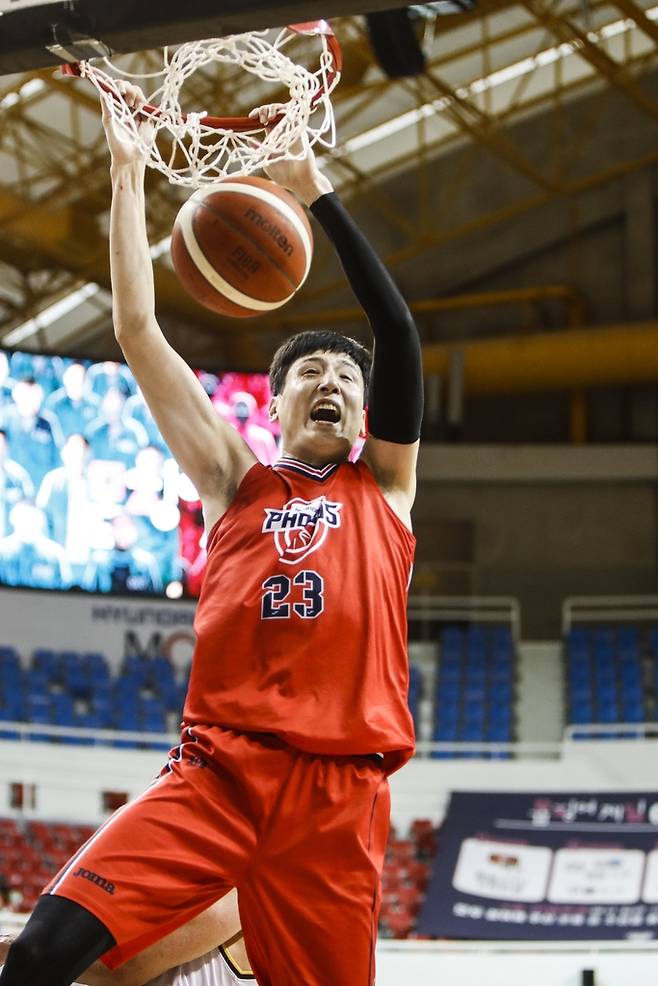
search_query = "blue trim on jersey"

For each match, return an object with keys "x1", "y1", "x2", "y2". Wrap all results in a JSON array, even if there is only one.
[{"x1": 273, "y1": 457, "x2": 340, "y2": 483}]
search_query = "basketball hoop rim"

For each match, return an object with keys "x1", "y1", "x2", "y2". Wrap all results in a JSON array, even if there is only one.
[{"x1": 61, "y1": 21, "x2": 342, "y2": 134}]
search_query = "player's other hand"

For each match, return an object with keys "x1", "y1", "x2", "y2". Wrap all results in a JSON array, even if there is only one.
[
  {"x1": 101, "y1": 81, "x2": 153, "y2": 169},
  {"x1": 252, "y1": 107, "x2": 333, "y2": 206}
]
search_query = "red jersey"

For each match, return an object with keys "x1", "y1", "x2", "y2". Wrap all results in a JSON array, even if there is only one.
[{"x1": 184, "y1": 456, "x2": 416, "y2": 773}]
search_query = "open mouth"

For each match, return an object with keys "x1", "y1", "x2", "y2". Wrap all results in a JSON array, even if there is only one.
[{"x1": 310, "y1": 401, "x2": 341, "y2": 424}]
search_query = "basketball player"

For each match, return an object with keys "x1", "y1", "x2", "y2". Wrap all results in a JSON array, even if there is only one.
[
  {"x1": 0, "y1": 893, "x2": 255, "y2": 984},
  {"x1": 0, "y1": 85, "x2": 422, "y2": 986}
]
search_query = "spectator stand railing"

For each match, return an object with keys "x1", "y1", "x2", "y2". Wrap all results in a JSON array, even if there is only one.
[
  {"x1": 0, "y1": 720, "x2": 174, "y2": 749},
  {"x1": 563, "y1": 721, "x2": 658, "y2": 741},
  {"x1": 408, "y1": 595, "x2": 520, "y2": 759},
  {"x1": 408, "y1": 595, "x2": 521, "y2": 644},
  {"x1": 562, "y1": 594, "x2": 658, "y2": 740},
  {"x1": 562, "y1": 595, "x2": 658, "y2": 634},
  {"x1": 2, "y1": 719, "x2": 657, "y2": 760}
]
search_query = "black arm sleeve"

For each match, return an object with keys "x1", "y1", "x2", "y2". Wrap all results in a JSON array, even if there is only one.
[{"x1": 310, "y1": 192, "x2": 423, "y2": 444}]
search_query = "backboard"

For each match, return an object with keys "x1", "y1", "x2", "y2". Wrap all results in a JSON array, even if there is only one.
[{"x1": 0, "y1": 0, "x2": 396, "y2": 75}]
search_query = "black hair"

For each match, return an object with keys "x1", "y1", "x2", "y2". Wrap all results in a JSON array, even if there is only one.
[{"x1": 269, "y1": 330, "x2": 372, "y2": 401}]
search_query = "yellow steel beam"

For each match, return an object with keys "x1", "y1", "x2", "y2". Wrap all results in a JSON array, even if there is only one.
[
  {"x1": 522, "y1": 0, "x2": 658, "y2": 124},
  {"x1": 0, "y1": 187, "x2": 72, "y2": 248},
  {"x1": 423, "y1": 69, "x2": 560, "y2": 193},
  {"x1": 612, "y1": 0, "x2": 658, "y2": 48},
  {"x1": 422, "y1": 320, "x2": 658, "y2": 393},
  {"x1": 300, "y1": 141, "x2": 658, "y2": 310},
  {"x1": 0, "y1": 187, "x2": 221, "y2": 328},
  {"x1": 251, "y1": 285, "x2": 586, "y2": 333}
]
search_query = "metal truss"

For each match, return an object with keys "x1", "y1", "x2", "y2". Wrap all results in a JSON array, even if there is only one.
[{"x1": 1, "y1": 2, "x2": 658, "y2": 368}]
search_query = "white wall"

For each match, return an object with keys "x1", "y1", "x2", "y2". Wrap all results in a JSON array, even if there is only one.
[
  {"x1": 2, "y1": 737, "x2": 658, "y2": 831},
  {"x1": 0, "y1": 587, "x2": 196, "y2": 671},
  {"x1": 376, "y1": 941, "x2": 658, "y2": 986},
  {"x1": 390, "y1": 740, "x2": 658, "y2": 832},
  {"x1": 0, "y1": 925, "x2": 654, "y2": 986}
]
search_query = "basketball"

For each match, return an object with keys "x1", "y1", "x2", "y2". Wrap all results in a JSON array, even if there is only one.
[{"x1": 170, "y1": 177, "x2": 314, "y2": 318}]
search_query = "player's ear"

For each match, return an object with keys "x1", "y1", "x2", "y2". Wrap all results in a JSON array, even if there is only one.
[
  {"x1": 358, "y1": 408, "x2": 367, "y2": 439},
  {"x1": 268, "y1": 396, "x2": 279, "y2": 423}
]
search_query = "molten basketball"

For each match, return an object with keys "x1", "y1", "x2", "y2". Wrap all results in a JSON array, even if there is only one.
[{"x1": 170, "y1": 177, "x2": 314, "y2": 318}]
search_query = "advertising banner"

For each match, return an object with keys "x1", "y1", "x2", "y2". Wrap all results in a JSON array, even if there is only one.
[
  {"x1": 0, "y1": 587, "x2": 196, "y2": 671},
  {"x1": 418, "y1": 791, "x2": 658, "y2": 940}
]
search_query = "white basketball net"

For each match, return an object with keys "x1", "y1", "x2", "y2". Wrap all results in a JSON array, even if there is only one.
[{"x1": 76, "y1": 24, "x2": 340, "y2": 186}]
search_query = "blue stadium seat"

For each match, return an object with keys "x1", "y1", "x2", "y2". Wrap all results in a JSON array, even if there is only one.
[
  {"x1": 593, "y1": 654, "x2": 615, "y2": 675},
  {"x1": 567, "y1": 667, "x2": 590, "y2": 690},
  {"x1": 83, "y1": 652, "x2": 111, "y2": 684},
  {"x1": 31, "y1": 648, "x2": 58, "y2": 682},
  {"x1": 122, "y1": 655, "x2": 149, "y2": 688},
  {"x1": 593, "y1": 668, "x2": 616, "y2": 690},
  {"x1": 597, "y1": 704, "x2": 619, "y2": 724},
  {"x1": 0, "y1": 684, "x2": 24, "y2": 721},
  {"x1": 0, "y1": 666, "x2": 23, "y2": 695},
  {"x1": 465, "y1": 629, "x2": 487, "y2": 663},
  {"x1": 25, "y1": 670, "x2": 50, "y2": 695},
  {"x1": 490, "y1": 681, "x2": 513, "y2": 705},
  {"x1": 91, "y1": 680, "x2": 112, "y2": 701},
  {"x1": 114, "y1": 674, "x2": 142, "y2": 700},
  {"x1": 568, "y1": 648, "x2": 589, "y2": 665},
  {"x1": 63, "y1": 665, "x2": 91, "y2": 701},
  {"x1": 439, "y1": 652, "x2": 462, "y2": 674},
  {"x1": 440, "y1": 627, "x2": 464, "y2": 649},
  {"x1": 570, "y1": 701, "x2": 593, "y2": 725},
  {"x1": 621, "y1": 700, "x2": 645, "y2": 723},
  {"x1": 91, "y1": 699, "x2": 114, "y2": 728},
  {"x1": 486, "y1": 721, "x2": 512, "y2": 742},
  {"x1": 438, "y1": 668, "x2": 462, "y2": 689},
  {"x1": 433, "y1": 721, "x2": 458, "y2": 742},
  {"x1": 648, "y1": 627, "x2": 658, "y2": 659},
  {"x1": 463, "y1": 684, "x2": 486, "y2": 703},
  {"x1": 462, "y1": 701, "x2": 486, "y2": 726},
  {"x1": 490, "y1": 665, "x2": 513, "y2": 684},
  {"x1": 491, "y1": 626, "x2": 513, "y2": 656},
  {"x1": 595, "y1": 682, "x2": 617, "y2": 705},
  {"x1": 436, "y1": 679, "x2": 460, "y2": 702},
  {"x1": 491, "y1": 648, "x2": 513, "y2": 667},
  {"x1": 459, "y1": 721, "x2": 485, "y2": 742},
  {"x1": 489, "y1": 704, "x2": 513, "y2": 727},
  {"x1": 620, "y1": 662, "x2": 642, "y2": 689},
  {"x1": 114, "y1": 705, "x2": 140, "y2": 728},
  {"x1": 619, "y1": 680, "x2": 643, "y2": 703},
  {"x1": 26, "y1": 698, "x2": 53, "y2": 742},
  {"x1": 566, "y1": 628, "x2": 588, "y2": 659},
  {"x1": 570, "y1": 681, "x2": 593, "y2": 703},
  {"x1": 618, "y1": 626, "x2": 639, "y2": 660},
  {"x1": 463, "y1": 666, "x2": 486, "y2": 687},
  {"x1": 51, "y1": 693, "x2": 75, "y2": 726},
  {"x1": 435, "y1": 701, "x2": 459, "y2": 726}
]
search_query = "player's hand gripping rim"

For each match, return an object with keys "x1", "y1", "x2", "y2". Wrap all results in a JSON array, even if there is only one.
[{"x1": 101, "y1": 80, "x2": 155, "y2": 168}]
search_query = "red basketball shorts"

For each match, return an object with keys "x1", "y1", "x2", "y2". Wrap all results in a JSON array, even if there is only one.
[{"x1": 43, "y1": 725, "x2": 390, "y2": 986}]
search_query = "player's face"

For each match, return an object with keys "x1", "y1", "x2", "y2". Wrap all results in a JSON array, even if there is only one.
[{"x1": 270, "y1": 351, "x2": 366, "y2": 465}]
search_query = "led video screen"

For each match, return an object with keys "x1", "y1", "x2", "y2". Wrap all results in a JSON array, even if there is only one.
[{"x1": 0, "y1": 349, "x2": 278, "y2": 598}]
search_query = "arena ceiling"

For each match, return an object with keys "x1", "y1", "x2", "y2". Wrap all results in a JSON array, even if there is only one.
[{"x1": 1, "y1": 0, "x2": 658, "y2": 372}]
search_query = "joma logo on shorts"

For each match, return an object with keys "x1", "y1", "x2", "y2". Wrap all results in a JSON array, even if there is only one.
[{"x1": 73, "y1": 866, "x2": 116, "y2": 895}]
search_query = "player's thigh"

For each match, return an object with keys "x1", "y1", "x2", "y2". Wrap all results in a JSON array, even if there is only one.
[
  {"x1": 240, "y1": 764, "x2": 390, "y2": 986},
  {"x1": 44, "y1": 748, "x2": 256, "y2": 967}
]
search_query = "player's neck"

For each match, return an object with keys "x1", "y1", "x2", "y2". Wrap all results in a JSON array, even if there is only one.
[{"x1": 278, "y1": 447, "x2": 347, "y2": 469}]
